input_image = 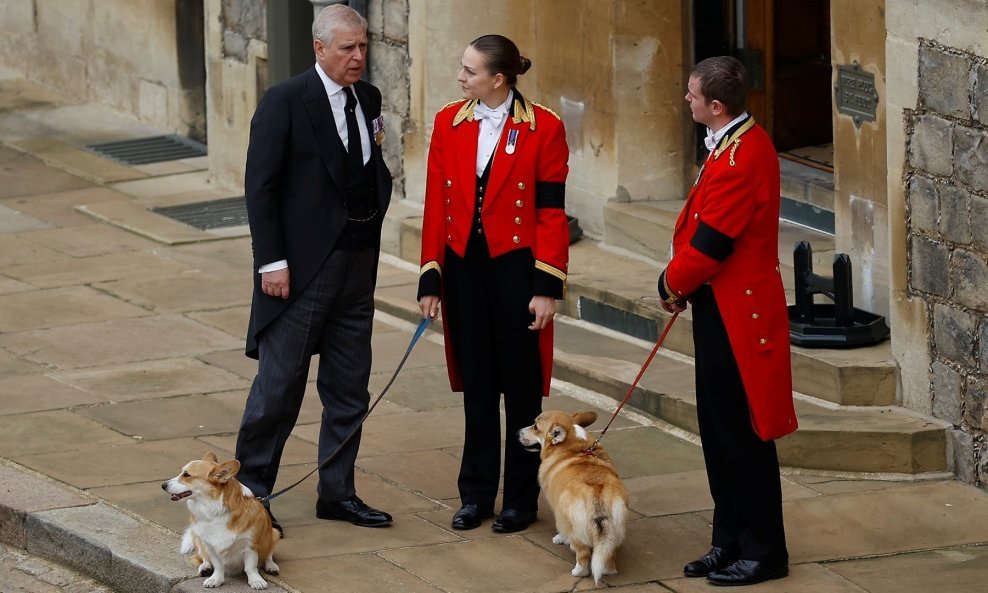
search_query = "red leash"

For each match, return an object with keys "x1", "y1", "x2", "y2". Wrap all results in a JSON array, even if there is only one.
[{"x1": 584, "y1": 311, "x2": 680, "y2": 455}]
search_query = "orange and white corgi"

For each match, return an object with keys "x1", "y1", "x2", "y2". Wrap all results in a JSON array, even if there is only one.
[{"x1": 161, "y1": 452, "x2": 280, "y2": 589}]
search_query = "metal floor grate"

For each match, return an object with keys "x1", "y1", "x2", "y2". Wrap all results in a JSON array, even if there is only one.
[
  {"x1": 152, "y1": 197, "x2": 248, "y2": 230},
  {"x1": 85, "y1": 134, "x2": 207, "y2": 165}
]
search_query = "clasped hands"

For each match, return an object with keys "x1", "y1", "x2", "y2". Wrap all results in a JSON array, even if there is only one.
[{"x1": 418, "y1": 295, "x2": 556, "y2": 330}]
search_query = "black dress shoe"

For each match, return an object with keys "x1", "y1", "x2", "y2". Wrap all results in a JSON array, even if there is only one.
[
  {"x1": 316, "y1": 495, "x2": 393, "y2": 528},
  {"x1": 683, "y1": 546, "x2": 738, "y2": 577},
  {"x1": 707, "y1": 559, "x2": 789, "y2": 586},
  {"x1": 491, "y1": 509, "x2": 537, "y2": 533},
  {"x1": 451, "y1": 504, "x2": 492, "y2": 530},
  {"x1": 265, "y1": 507, "x2": 284, "y2": 537}
]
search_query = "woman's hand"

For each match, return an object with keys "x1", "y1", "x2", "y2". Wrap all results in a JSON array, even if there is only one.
[
  {"x1": 528, "y1": 295, "x2": 556, "y2": 330},
  {"x1": 419, "y1": 295, "x2": 441, "y2": 319}
]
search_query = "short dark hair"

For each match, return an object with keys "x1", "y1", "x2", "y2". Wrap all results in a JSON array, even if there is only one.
[
  {"x1": 691, "y1": 56, "x2": 749, "y2": 116},
  {"x1": 469, "y1": 34, "x2": 532, "y2": 87}
]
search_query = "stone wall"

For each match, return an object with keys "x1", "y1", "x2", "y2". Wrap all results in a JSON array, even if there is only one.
[
  {"x1": 903, "y1": 39, "x2": 988, "y2": 486},
  {"x1": 367, "y1": 0, "x2": 410, "y2": 201},
  {"x1": 0, "y1": 0, "x2": 207, "y2": 141}
]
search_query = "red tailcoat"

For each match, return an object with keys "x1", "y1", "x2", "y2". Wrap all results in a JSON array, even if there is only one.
[
  {"x1": 420, "y1": 96, "x2": 570, "y2": 396},
  {"x1": 660, "y1": 119, "x2": 797, "y2": 441}
]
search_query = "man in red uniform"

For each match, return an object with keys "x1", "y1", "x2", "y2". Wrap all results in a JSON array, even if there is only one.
[{"x1": 657, "y1": 56, "x2": 797, "y2": 586}]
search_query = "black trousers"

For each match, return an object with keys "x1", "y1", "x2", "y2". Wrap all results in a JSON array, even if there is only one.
[
  {"x1": 236, "y1": 247, "x2": 376, "y2": 503},
  {"x1": 691, "y1": 285, "x2": 788, "y2": 563},
  {"x1": 443, "y1": 240, "x2": 543, "y2": 513}
]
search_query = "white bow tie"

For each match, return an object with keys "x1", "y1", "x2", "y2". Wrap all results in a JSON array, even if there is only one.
[
  {"x1": 704, "y1": 129, "x2": 717, "y2": 151},
  {"x1": 474, "y1": 103, "x2": 506, "y2": 126}
]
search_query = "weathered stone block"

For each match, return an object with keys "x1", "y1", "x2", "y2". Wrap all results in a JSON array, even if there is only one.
[
  {"x1": 918, "y1": 45, "x2": 972, "y2": 119},
  {"x1": 909, "y1": 236, "x2": 950, "y2": 296},
  {"x1": 370, "y1": 40, "x2": 409, "y2": 115},
  {"x1": 382, "y1": 0, "x2": 409, "y2": 43},
  {"x1": 938, "y1": 184, "x2": 971, "y2": 244},
  {"x1": 954, "y1": 125, "x2": 988, "y2": 192},
  {"x1": 976, "y1": 63, "x2": 988, "y2": 124},
  {"x1": 950, "y1": 428, "x2": 976, "y2": 484},
  {"x1": 908, "y1": 175, "x2": 939, "y2": 235},
  {"x1": 222, "y1": 30, "x2": 248, "y2": 63},
  {"x1": 966, "y1": 375, "x2": 988, "y2": 431},
  {"x1": 932, "y1": 360, "x2": 963, "y2": 425},
  {"x1": 222, "y1": 0, "x2": 265, "y2": 41},
  {"x1": 953, "y1": 248, "x2": 988, "y2": 311},
  {"x1": 971, "y1": 195, "x2": 988, "y2": 251},
  {"x1": 909, "y1": 114, "x2": 954, "y2": 176},
  {"x1": 934, "y1": 304, "x2": 977, "y2": 365},
  {"x1": 982, "y1": 319, "x2": 988, "y2": 372}
]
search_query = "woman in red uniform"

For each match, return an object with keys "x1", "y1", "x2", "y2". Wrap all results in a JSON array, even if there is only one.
[{"x1": 417, "y1": 34, "x2": 569, "y2": 533}]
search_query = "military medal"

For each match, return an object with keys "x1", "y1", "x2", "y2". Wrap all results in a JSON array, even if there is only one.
[
  {"x1": 505, "y1": 129, "x2": 519, "y2": 154},
  {"x1": 372, "y1": 115, "x2": 385, "y2": 146}
]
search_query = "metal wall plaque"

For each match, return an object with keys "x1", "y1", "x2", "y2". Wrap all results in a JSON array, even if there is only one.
[{"x1": 835, "y1": 62, "x2": 878, "y2": 127}]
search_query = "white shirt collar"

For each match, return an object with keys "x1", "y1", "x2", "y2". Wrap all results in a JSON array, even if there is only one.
[
  {"x1": 314, "y1": 63, "x2": 347, "y2": 98},
  {"x1": 478, "y1": 89, "x2": 514, "y2": 115},
  {"x1": 705, "y1": 111, "x2": 749, "y2": 151}
]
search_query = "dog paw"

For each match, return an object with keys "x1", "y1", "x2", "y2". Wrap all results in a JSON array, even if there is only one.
[
  {"x1": 552, "y1": 533, "x2": 570, "y2": 545},
  {"x1": 571, "y1": 564, "x2": 589, "y2": 577},
  {"x1": 264, "y1": 560, "x2": 280, "y2": 575},
  {"x1": 203, "y1": 575, "x2": 224, "y2": 588},
  {"x1": 247, "y1": 575, "x2": 268, "y2": 589},
  {"x1": 197, "y1": 562, "x2": 214, "y2": 577}
]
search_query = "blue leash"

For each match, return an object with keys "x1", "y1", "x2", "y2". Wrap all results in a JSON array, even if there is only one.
[{"x1": 260, "y1": 316, "x2": 433, "y2": 503}]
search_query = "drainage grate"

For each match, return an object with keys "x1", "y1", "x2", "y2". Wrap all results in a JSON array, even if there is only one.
[
  {"x1": 152, "y1": 197, "x2": 248, "y2": 230},
  {"x1": 85, "y1": 134, "x2": 207, "y2": 165}
]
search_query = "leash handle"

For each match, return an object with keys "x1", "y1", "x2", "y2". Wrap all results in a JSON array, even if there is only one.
[
  {"x1": 260, "y1": 316, "x2": 433, "y2": 503},
  {"x1": 587, "y1": 311, "x2": 679, "y2": 453}
]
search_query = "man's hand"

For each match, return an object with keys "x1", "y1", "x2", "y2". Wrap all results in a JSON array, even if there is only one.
[
  {"x1": 419, "y1": 295, "x2": 440, "y2": 319},
  {"x1": 261, "y1": 268, "x2": 290, "y2": 299},
  {"x1": 529, "y1": 295, "x2": 556, "y2": 330},
  {"x1": 660, "y1": 299, "x2": 688, "y2": 314}
]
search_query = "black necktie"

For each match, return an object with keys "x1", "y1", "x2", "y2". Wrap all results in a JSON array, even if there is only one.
[{"x1": 343, "y1": 86, "x2": 363, "y2": 174}]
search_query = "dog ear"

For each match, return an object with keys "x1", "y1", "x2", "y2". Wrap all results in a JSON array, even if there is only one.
[
  {"x1": 548, "y1": 424, "x2": 567, "y2": 445},
  {"x1": 572, "y1": 411, "x2": 598, "y2": 427},
  {"x1": 210, "y1": 460, "x2": 241, "y2": 483},
  {"x1": 202, "y1": 451, "x2": 218, "y2": 463}
]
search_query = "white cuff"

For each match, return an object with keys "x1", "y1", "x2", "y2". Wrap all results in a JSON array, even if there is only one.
[{"x1": 258, "y1": 260, "x2": 288, "y2": 273}]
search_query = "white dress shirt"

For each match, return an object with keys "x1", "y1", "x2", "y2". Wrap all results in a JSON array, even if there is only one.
[
  {"x1": 474, "y1": 90, "x2": 513, "y2": 177},
  {"x1": 259, "y1": 65, "x2": 374, "y2": 273}
]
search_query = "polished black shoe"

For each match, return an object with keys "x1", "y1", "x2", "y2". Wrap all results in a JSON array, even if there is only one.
[
  {"x1": 491, "y1": 509, "x2": 537, "y2": 533},
  {"x1": 451, "y1": 504, "x2": 493, "y2": 530},
  {"x1": 707, "y1": 559, "x2": 789, "y2": 586},
  {"x1": 683, "y1": 546, "x2": 738, "y2": 577},
  {"x1": 316, "y1": 495, "x2": 393, "y2": 528},
  {"x1": 264, "y1": 507, "x2": 284, "y2": 537}
]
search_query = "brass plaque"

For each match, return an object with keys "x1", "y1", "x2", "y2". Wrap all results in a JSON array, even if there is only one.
[{"x1": 835, "y1": 62, "x2": 878, "y2": 126}]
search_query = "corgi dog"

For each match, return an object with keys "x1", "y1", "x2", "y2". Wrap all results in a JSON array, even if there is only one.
[
  {"x1": 161, "y1": 452, "x2": 280, "y2": 589},
  {"x1": 519, "y1": 411, "x2": 629, "y2": 586}
]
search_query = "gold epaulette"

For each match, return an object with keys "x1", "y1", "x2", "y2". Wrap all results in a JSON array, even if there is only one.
[
  {"x1": 442, "y1": 99, "x2": 466, "y2": 111},
  {"x1": 532, "y1": 101, "x2": 561, "y2": 121},
  {"x1": 713, "y1": 117, "x2": 756, "y2": 166}
]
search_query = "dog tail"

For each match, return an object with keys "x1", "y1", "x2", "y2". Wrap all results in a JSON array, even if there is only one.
[{"x1": 590, "y1": 498, "x2": 628, "y2": 585}]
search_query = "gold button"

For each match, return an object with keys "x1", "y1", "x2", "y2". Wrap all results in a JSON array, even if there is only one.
[
  {"x1": 518, "y1": 182, "x2": 526, "y2": 190},
  {"x1": 512, "y1": 235, "x2": 520, "y2": 244},
  {"x1": 775, "y1": 265, "x2": 780, "y2": 272},
  {"x1": 516, "y1": 200, "x2": 523, "y2": 207},
  {"x1": 447, "y1": 234, "x2": 452, "y2": 241},
  {"x1": 759, "y1": 338, "x2": 767, "y2": 345},
  {"x1": 445, "y1": 180, "x2": 452, "y2": 188},
  {"x1": 446, "y1": 216, "x2": 452, "y2": 222},
  {"x1": 693, "y1": 213, "x2": 699, "y2": 220},
  {"x1": 479, "y1": 186, "x2": 484, "y2": 192},
  {"x1": 477, "y1": 228, "x2": 483, "y2": 234},
  {"x1": 752, "y1": 313, "x2": 760, "y2": 319},
  {"x1": 446, "y1": 198, "x2": 451, "y2": 205},
  {"x1": 514, "y1": 217, "x2": 522, "y2": 224},
  {"x1": 745, "y1": 289, "x2": 753, "y2": 295}
]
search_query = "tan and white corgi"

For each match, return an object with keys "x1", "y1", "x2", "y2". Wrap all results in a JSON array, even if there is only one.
[
  {"x1": 519, "y1": 411, "x2": 629, "y2": 586},
  {"x1": 161, "y1": 452, "x2": 280, "y2": 589}
]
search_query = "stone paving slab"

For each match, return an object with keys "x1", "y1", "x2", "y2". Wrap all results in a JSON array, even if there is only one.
[
  {"x1": 0, "y1": 203, "x2": 51, "y2": 233},
  {"x1": 0, "y1": 372, "x2": 106, "y2": 415},
  {"x1": 19, "y1": 222, "x2": 159, "y2": 257},
  {"x1": 0, "y1": 185, "x2": 132, "y2": 228},
  {"x1": 0, "y1": 273, "x2": 31, "y2": 295},
  {"x1": 826, "y1": 545, "x2": 988, "y2": 593},
  {"x1": 1, "y1": 249, "x2": 188, "y2": 289},
  {"x1": 0, "y1": 285, "x2": 148, "y2": 332},
  {"x1": 51, "y1": 358, "x2": 250, "y2": 402},
  {"x1": 0, "y1": 462, "x2": 92, "y2": 548},
  {"x1": 77, "y1": 198, "x2": 218, "y2": 245},
  {"x1": 7, "y1": 137, "x2": 147, "y2": 184},
  {"x1": 0, "y1": 147, "x2": 93, "y2": 199},
  {"x1": 274, "y1": 553, "x2": 443, "y2": 593},
  {"x1": 0, "y1": 409, "x2": 135, "y2": 456},
  {"x1": 73, "y1": 393, "x2": 248, "y2": 440},
  {"x1": 107, "y1": 171, "x2": 215, "y2": 201},
  {"x1": 186, "y1": 306, "x2": 249, "y2": 339},
  {"x1": 665, "y1": 562, "x2": 869, "y2": 592},
  {"x1": 97, "y1": 271, "x2": 253, "y2": 313},
  {"x1": 0, "y1": 541, "x2": 117, "y2": 593},
  {"x1": 0, "y1": 233, "x2": 67, "y2": 268}
]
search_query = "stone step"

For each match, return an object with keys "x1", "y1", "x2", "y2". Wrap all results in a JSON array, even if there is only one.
[
  {"x1": 602, "y1": 200, "x2": 838, "y2": 292},
  {"x1": 394, "y1": 212, "x2": 895, "y2": 407},
  {"x1": 372, "y1": 260, "x2": 947, "y2": 475}
]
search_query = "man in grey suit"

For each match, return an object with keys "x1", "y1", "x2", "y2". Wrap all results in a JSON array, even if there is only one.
[{"x1": 235, "y1": 4, "x2": 393, "y2": 531}]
